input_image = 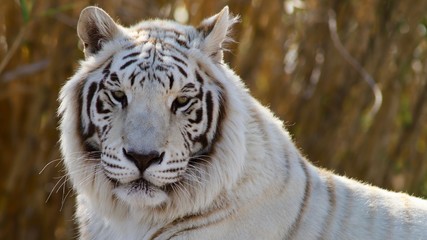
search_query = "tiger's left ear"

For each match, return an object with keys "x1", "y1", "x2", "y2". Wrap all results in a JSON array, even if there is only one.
[{"x1": 197, "y1": 6, "x2": 239, "y2": 62}]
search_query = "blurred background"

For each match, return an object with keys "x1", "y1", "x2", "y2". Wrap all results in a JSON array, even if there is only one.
[{"x1": 1, "y1": 0, "x2": 427, "y2": 239}]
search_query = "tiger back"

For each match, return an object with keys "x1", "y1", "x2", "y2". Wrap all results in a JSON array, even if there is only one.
[{"x1": 59, "y1": 6, "x2": 427, "y2": 240}]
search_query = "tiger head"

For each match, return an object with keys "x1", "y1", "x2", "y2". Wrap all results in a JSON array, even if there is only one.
[{"x1": 59, "y1": 6, "x2": 246, "y2": 216}]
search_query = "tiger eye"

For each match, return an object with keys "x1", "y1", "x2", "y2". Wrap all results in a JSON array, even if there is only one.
[
  {"x1": 112, "y1": 91, "x2": 125, "y2": 100},
  {"x1": 176, "y1": 96, "x2": 189, "y2": 105}
]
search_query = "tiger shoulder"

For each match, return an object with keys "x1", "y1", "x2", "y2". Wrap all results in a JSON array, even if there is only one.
[{"x1": 58, "y1": 6, "x2": 427, "y2": 240}]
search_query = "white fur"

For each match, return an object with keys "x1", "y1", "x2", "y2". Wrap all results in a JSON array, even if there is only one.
[{"x1": 59, "y1": 6, "x2": 427, "y2": 240}]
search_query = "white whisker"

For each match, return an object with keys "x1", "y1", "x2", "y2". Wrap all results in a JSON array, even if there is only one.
[
  {"x1": 46, "y1": 174, "x2": 68, "y2": 203},
  {"x1": 39, "y1": 159, "x2": 63, "y2": 174}
]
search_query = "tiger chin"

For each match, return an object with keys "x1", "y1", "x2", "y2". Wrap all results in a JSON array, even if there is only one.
[{"x1": 59, "y1": 6, "x2": 427, "y2": 240}]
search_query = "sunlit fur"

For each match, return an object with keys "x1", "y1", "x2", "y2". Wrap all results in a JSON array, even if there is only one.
[{"x1": 59, "y1": 6, "x2": 427, "y2": 240}]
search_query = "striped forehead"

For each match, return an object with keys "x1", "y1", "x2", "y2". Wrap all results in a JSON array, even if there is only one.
[
  {"x1": 133, "y1": 27, "x2": 190, "y2": 45},
  {"x1": 105, "y1": 37, "x2": 194, "y2": 90},
  {"x1": 114, "y1": 28, "x2": 189, "y2": 66}
]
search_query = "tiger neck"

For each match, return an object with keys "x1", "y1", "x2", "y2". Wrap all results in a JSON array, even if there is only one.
[{"x1": 231, "y1": 95, "x2": 300, "y2": 200}]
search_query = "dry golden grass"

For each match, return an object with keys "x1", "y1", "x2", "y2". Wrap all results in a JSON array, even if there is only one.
[{"x1": 1, "y1": 0, "x2": 427, "y2": 239}]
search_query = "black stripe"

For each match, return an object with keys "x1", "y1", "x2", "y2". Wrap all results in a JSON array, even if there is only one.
[
  {"x1": 102, "y1": 124, "x2": 111, "y2": 137},
  {"x1": 86, "y1": 82, "x2": 98, "y2": 119},
  {"x1": 77, "y1": 80, "x2": 98, "y2": 154},
  {"x1": 183, "y1": 83, "x2": 195, "y2": 89},
  {"x1": 162, "y1": 42, "x2": 188, "y2": 59},
  {"x1": 176, "y1": 65, "x2": 187, "y2": 78},
  {"x1": 159, "y1": 167, "x2": 185, "y2": 173},
  {"x1": 189, "y1": 108, "x2": 203, "y2": 124},
  {"x1": 171, "y1": 104, "x2": 177, "y2": 114},
  {"x1": 157, "y1": 58, "x2": 165, "y2": 64},
  {"x1": 123, "y1": 52, "x2": 140, "y2": 59},
  {"x1": 77, "y1": 80, "x2": 87, "y2": 142},
  {"x1": 105, "y1": 92, "x2": 114, "y2": 105},
  {"x1": 102, "y1": 60, "x2": 112, "y2": 75},
  {"x1": 125, "y1": 44, "x2": 137, "y2": 50},
  {"x1": 204, "y1": 91, "x2": 214, "y2": 134},
  {"x1": 101, "y1": 125, "x2": 108, "y2": 134},
  {"x1": 285, "y1": 157, "x2": 312, "y2": 239},
  {"x1": 149, "y1": 204, "x2": 235, "y2": 240},
  {"x1": 103, "y1": 168, "x2": 118, "y2": 177},
  {"x1": 318, "y1": 173, "x2": 337, "y2": 240},
  {"x1": 182, "y1": 131, "x2": 190, "y2": 150},
  {"x1": 120, "y1": 59, "x2": 138, "y2": 70},
  {"x1": 103, "y1": 161, "x2": 125, "y2": 169},
  {"x1": 172, "y1": 55, "x2": 188, "y2": 66},
  {"x1": 191, "y1": 91, "x2": 212, "y2": 148},
  {"x1": 139, "y1": 64, "x2": 150, "y2": 71},
  {"x1": 155, "y1": 65, "x2": 168, "y2": 71},
  {"x1": 140, "y1": 76, "x2": 146, "y2": 86},
  {"x1": 84, "y1": 82, "x2": 98, "y2": 138},
  {"x1": 194, "y1": 86, "x2": 204, "y2": 100},
  {"x1": 96, "y1": 96, "x2": 111, "y2": 114},
  {"x1": 144, "y1": 53, "x2": 151, "y2": 59},
  {"x1": 194, "y1": 88, "x2": 225, "y2": 158},
  {"x1": 283, "y1": 151, "x2": 291, "y2": 187},
  {"x1": 183, "y1": 101, "x2": 197, "y2": 114},
  {"x1": 168, "y1": 74, "x2": 175, "y2": 89},
  {"x1": 110, "y1": 72, "x2": 120, "y2": 83},
  {"x1": 86, "y1": 147, "x2": 101, "y2": 159},
  {"x1": 129, "y1": 70, "x2": 140, "y2": 87},
  {"x1": 195, "y1": 71, "x2": 204, "y2": 84},
  {"x1": 176, "y1": 39, "x2": 189, "y2": 49}
]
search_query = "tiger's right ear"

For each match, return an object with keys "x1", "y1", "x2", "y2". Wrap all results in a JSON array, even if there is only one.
[{"x1": 77, "y1": 6, "x2": 119, "y2": 57}]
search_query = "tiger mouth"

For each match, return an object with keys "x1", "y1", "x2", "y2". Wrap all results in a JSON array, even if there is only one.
[
  {"x1": 109, "y1": 175, "x2": 172, "y2": 194},
  {"x1": 110, "y1": 177, "x2": 164, "y2": 197},
  {"x1": 127, "y1": 178, "x2": 155, "y2": 192},
  {"x1": 111, "y1": 175, "x2": 170, "y2": 207}
]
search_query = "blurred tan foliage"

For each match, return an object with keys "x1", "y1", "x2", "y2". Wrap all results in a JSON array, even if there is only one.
[{"x1": 1, "y1": 0, "x2": 427, "y2": 239}]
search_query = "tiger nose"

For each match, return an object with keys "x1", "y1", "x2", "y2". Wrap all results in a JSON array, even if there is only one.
[{"x1": 123, "y1": 149, "x2": 164, "y2": 173}]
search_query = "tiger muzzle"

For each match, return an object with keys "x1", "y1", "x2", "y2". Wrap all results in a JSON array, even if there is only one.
[{"x1": 123, "y1": 148, "x2": 165, "y2": 173}]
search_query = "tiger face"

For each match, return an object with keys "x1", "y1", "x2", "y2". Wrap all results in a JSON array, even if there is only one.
[
  {"x1": 60, "y1": 6, "x2": 238, "y2": 208},
  {"x1": 82, "y1": 44, "x2": 224, "y2": 205}
]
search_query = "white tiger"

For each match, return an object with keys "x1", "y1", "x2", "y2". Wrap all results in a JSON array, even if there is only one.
[{"x1": 58, "y1": 6, "x2": 427, "y2": 240}]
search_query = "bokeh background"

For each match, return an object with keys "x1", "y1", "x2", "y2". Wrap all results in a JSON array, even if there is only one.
[{"x1": 2, "y1": 0, "x2": 427, "y2": 239}]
